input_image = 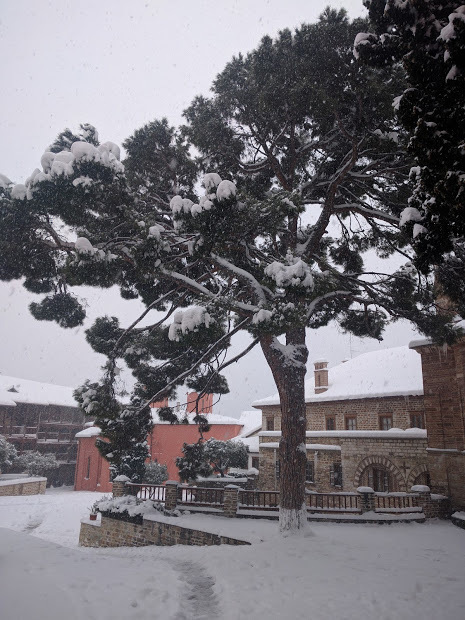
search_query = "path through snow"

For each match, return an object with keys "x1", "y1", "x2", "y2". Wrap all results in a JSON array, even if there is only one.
[{"x1": 171, "y1": 560, "x2": 220, "y2": 620}]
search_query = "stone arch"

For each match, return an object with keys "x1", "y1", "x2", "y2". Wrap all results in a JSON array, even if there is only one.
[
  {"x1": 354, "y1": 456, "x2": 406, "y2": 492},
  {"x1": 407, "y1": 463, "x2": 429, "y2": 490}
]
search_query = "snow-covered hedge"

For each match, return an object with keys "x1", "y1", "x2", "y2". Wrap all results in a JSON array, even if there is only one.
[{"x1": 95, "y1": 495, "x2": 180, "y2": 523}]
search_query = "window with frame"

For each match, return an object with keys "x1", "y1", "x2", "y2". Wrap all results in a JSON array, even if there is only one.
[
  {"x1": 305, "y1": 460, "x2": 314, "y2": 483},
  {"x1": 330, "y1": 462, "x2": 342, "y2": 487},
  {"x1": 326, "y1": 416, "x2": 335, "y2": 430},
  {"x1": 410, "y1": 413, "x2": 424, "y2": 429},
  {"x1": 368, "y1": 466, "x2": 390, "y2": 492},
  {"x1": 379, "y1": 415, "x2": 393, "y2": 431},
  {"x1": 266, "y1": 417, "x2": 275, "y2": 431},
  {"x1": 345, "y1": 416, "x2": 357, "y2": 431},
  {"x1": 251, "y1": 456, "x2": 259, "y2": 470}
]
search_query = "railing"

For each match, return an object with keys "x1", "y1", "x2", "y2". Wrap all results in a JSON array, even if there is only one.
[
  {"x1": 238, "y1": 490, "x2": 280, "y2": 510},
  {"x1": 6, "y1": 426, "x2": 38, "y2": 437},
  {"x1": 306, "y1": 492, "x2": 360, "y2": 513},
  {"x1": 375, "y1": 493, "x2": 420, "y2": 512},
  {"x1": 37, "y1": 431, "x2": 76, "y2": 443},
  {"x1": 178, "y1": 486, "x2": 224, "y2": 507},
  {"x1": 128, "y1": 484, "x2": 424, "y2": 517},
  {"x1": 126, "y1": 483, "x2": 166, "y2": 502}
]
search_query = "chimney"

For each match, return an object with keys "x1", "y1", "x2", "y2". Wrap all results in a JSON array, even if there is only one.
[
  {"x1": 314, "y1": 360, "x2": 328, "y2": 393},
  {"x1": 186, "y1": 392, "x2": 214, "y2": 414}
]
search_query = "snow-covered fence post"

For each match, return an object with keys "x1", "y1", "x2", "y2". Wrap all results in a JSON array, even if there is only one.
[
  {"x1": 223, "y1": 484, "x2": 239, "y2": 518},
  {"x1": 165, "y1": 480, "x2": 179, "y2": 511},
  {"x1": 411, "y1": 485, "x2": 433, "y2": 518},
  {"x1": 112, "y1": 475, "x2": 131, "y2": 497},
  {"x1": 357, "y1": 486, "x2": 375, "y2": 513}
]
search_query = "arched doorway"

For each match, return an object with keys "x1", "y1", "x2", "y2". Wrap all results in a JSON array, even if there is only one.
[{"x1": 354, "y1": 456, "x2": 405, "y2": 492}]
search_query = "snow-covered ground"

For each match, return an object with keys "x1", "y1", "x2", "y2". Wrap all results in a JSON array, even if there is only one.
[{"x1": 0, "y1": 488, "x2": 464, "y2": 620}]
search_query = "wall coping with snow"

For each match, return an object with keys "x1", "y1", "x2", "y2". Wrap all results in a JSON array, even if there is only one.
[
  {"x1": 259, "y1": 429, "x2": 427, "y2": 439},
  {"x1": 0, "y1": 476, "x2": 47, "y2": 496},
  {"x1": 261, "y1": 442, "x2": 342, "y2": 450}
]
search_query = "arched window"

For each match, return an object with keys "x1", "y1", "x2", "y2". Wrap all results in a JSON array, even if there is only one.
[{"x1": 413, "y1": 470, "x2": 430, "y2": 487}]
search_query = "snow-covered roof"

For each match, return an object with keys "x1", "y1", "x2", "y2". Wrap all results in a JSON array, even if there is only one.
[
  {"x1": 229, "y1": 410, "x2": 262, "y2": 453},
  {"x1": 253, "y1": 346, "x2": 423, "y2": 407},
  {"x1": 231, "y1": 433, "x2": 260, "y2": 454},
  {"x1": 77, "y1": 411, "x2": 245, "y2": 439},
  {"x1": 75, "y1": 426, "x2": 101, "y2": 438},
  {"x1": 235, "y1": 410, "x2": 262, "y2": 437},
  {"x1": 0, "y1": 374, "x2": 78, "y2": 408},
  {"x1": 0, "y1": 392, "x2": 17, "y2": 407},
  {"x1": 150, "y1": 410, "x2": 242, "y2": 425}
]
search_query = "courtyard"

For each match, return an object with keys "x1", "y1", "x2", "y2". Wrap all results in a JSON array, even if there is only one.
[{"x1": 0, "y1": 488, "x2": 464, "y2": 619}]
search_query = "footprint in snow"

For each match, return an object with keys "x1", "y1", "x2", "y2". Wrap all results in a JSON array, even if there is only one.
[{"x1": 170, "y1": 560, "x2": 220, "y2": 620}]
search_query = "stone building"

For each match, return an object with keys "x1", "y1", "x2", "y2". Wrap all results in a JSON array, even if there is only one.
[
  {"x1": 253, "y1": 346, "x2": 430, "y2": 494},
  {"x1": 410, "y1": 338, "x2": 465, "y2": 511}
]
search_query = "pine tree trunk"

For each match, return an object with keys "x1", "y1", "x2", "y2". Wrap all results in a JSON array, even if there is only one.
[{"x1": 261, "y1": 327, "x2": 308, "y2": 532}]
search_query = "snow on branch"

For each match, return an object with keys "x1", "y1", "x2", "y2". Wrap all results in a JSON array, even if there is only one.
[
  {"x1": 140, "y1": 317, "x2": 251, "y2": 411},
  {"x1": 265, "y1": 253, "x2": 314, "y2": 289},
  {"x1": 211, "y1": 254, "x2": 267, "y2": 302},
  {"x1": 168, "y1": 307, "x2": 212, "y2": 341}
]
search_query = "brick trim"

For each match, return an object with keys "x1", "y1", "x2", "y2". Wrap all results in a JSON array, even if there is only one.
[
  {"x1": 406, "y1": 463, "x2": 429, "y2": 489},
  {"x1": 354, "y1": 456, "x2": 406, "y2": 491}
]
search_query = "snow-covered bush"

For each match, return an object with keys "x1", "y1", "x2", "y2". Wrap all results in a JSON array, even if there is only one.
[
  {"x1": 95, "y1": 494, "x2": 179, "y2": 523},
  {"x1": 0, "y1": 435, "x2": 17, "y2": 472},
  {"x1": 14, "y1": 451, "x2": 59, "y2": 477},
  {"x1": 176, "y1": 439, "x2": 248, "y2": 481},
  {"x1": 143, "y1": 461, "x2": 168, "y2": 485},
  {"x1": 204, "y1": 439, "x2": 248, "y2": 477}
]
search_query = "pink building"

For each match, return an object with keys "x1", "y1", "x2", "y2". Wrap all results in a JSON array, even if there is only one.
[{"x1": 74, "y1": 393, "x2": 258, "y2": 492}]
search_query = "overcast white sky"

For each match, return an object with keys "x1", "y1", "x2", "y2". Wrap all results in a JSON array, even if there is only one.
[{"x1": 0, "y1": 0, "x2": 421, "y2": 417}]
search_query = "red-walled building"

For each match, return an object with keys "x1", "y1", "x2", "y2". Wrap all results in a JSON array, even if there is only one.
[{"x1": 74, "y1": 392, "x2": 255, "y2": 492}]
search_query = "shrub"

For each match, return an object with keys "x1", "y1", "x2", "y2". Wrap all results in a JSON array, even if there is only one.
[
  {"x1": 0, "y1": 435, "x2": 17, "y2": 471},
  {"x1": 14, "y1": 451, "x2": 59, "y2": 477},
  {"x1": 143, "y1": 461, "x2": 168, "y2": 485}
]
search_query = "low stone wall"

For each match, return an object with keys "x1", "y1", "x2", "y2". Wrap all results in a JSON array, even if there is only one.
[
  {"x1": 79, "y1": 515, "x2": 250, "y2": 548},
  {"x1": 451, "y1": 513, "x2": 465, "y2": 530},
  {"x1": 428, "y1": 495, "x2": 451, "y2": 519},
  {"x1": 0, "y1": 476, "x2": 47, "y2": 496}
]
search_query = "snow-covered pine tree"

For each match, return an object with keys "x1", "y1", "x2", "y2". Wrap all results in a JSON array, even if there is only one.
[
  {"x1": 354, "y1": 1, "x2": 465, "y2": 310},
  {"x1": 0, "y1": 9, "x2": 456, "y2": 530}
]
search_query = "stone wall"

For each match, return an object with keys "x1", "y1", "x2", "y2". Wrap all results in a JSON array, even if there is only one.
[
  {"x1": 427, "y1": 451, "x2": 465, "y2": 510},
  {"x1": 260, "y1": 395, "x2": 424, "y2": 433},
  {"x1": 411, "y1": 342, "x2": 465, "y2": 510},
  {"x1": 0, "y1": 477, "x2": 47, "y2": 496},
  {"x1": 341, "y1": 435, "x2": 428, "y2": 492},
  {"x1": 258, "y1": 433, "x2": 428, "y2": 493},
  {"x1": 79, "y1": 515, "x2": 250, "y2": 548}
]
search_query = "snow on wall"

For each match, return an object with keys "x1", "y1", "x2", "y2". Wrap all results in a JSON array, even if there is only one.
[
  {"x1": 259, "y1": 428, "x2": 427, "y2": 439},
  {"x1": 253, "y1": 346, "x2": 423, "y2": 407}
]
